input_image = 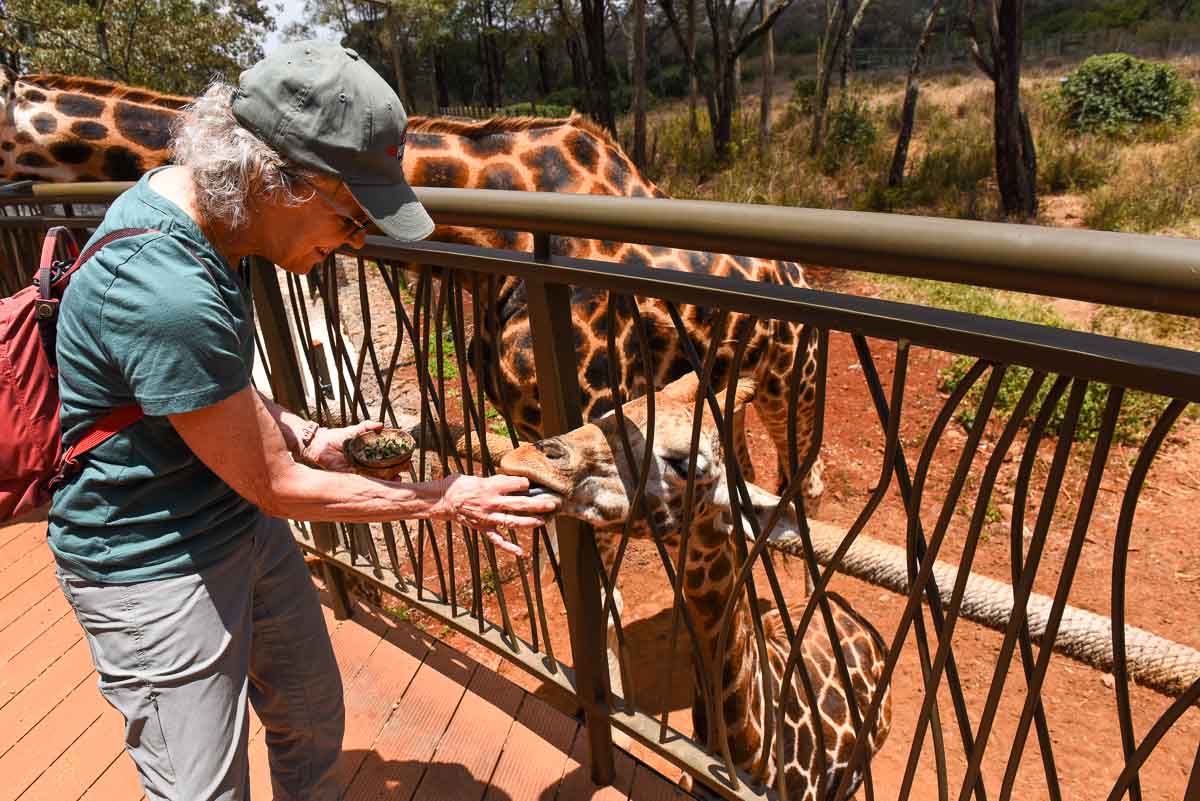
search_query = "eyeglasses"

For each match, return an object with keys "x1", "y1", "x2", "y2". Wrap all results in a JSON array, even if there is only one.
[{"x1": 300, "y1": 178, "x2": 373, "y2": 239}]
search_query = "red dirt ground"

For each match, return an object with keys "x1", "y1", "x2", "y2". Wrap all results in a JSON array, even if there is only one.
[{"x1": 330, "y1": 262, "x2": 1200, "y2": 801}]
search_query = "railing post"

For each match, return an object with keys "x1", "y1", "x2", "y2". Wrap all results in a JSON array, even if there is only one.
[
  {"x1": 524, "y1": 233, "x2": 615, "y2": 785},
  {"x1": 250, "y1": 256, "x2": 353, "y2": 620}
]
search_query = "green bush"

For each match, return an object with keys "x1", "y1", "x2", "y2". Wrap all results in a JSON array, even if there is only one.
[
  {"x1": 792, "y1": 77, "x2": 818, "y2": 113},
  {"x1": 1060, "y1": 53, "x2": 1195, "y2": 134},
  {"x1": 818, "y1": 98, "x2": 877, "y2": 174}
]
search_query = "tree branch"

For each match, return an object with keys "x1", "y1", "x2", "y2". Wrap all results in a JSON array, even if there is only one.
[
  {"x1": 733, "y1": 0, "x2": 793, "y2": 58},
  {"x1": 962, "y1": 0, "x2": 995, "y2": 80}
]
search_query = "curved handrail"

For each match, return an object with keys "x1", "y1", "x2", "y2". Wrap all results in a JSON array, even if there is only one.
[{"x1": 3, "y1": 181, "x2": 1200, "y2": 317}]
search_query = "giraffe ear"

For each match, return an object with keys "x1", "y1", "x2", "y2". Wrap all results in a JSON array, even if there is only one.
[
  {"x1": 660, "y1": 371, "x2": 701, "y2": 404},
  {"x1": 733, "y1": 377, "x2": 758, "y2": 410}
]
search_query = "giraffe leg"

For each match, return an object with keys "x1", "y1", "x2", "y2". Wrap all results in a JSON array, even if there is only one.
[{"x1": 753, "y1": 384, "x2": 824, "y2": 505}]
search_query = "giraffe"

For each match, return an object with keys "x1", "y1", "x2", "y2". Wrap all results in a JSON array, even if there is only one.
[
  {"x1": 0, "y1": 70, "x2": 827, "y2": 632},
  {"x1": 0, "y1": 69, "x2": 823, "y2": 501},
  {"x1": 496, "y1": 371, "x2": 890, "y2": 801}
]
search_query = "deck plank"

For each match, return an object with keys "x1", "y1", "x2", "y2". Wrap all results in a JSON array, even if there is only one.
[
  {"x1": 0, "y1": 587, "x2": 70, "y2": 664},
  {"x1": 483, "y1": 693, "x2": 579, "y2": 801},
  {"x1": 77, "y1": 753, "x2": 142, "y2": 801},
  {"x1": 19, "y1": 706, "x2": 125, "y2": 801},
  {"x1": 556, "y1": 724, "x2": 638, "y2": 801},
  {"x1": 409, "y1": 661, "x2": 525, "y2": 801},
  {"x1": 0, "y1": 609, "x2": 83, "y2": 711},
  {"x1": 344, "y1": 642, "x2": 473, "y2": 801},
  {"x1": 0, "y1": 524, "x2": 45, "y2": 565},
  {"x1": 0, "y1": 673, "x2": 109, "y2": 801},
  {"x1": 0, "y1": 546, "x2": 54, "y2": 600},
  {"x1": 0, "y1": 570, "x2": 59, "y2": 632},
  {"x1": 336, "y1": 620, "x2": 432, "y2": 788},
  {"x1": 629, "y1": 765, "x2": 694, "y2": 801},
  {"x1": 0, "y1": 521, "x2": 37, "y2": 550},
  {"x1": 0, "y1": 639, "x2": 94, "y2": 753}
]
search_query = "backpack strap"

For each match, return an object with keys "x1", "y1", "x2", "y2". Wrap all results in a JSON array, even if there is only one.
[
  {"x1": 40, "y1": 226, "x2": 160, "y2": 491},
  {"x1": 50, "y1": 405, "x2": 147, "y2": 491}
]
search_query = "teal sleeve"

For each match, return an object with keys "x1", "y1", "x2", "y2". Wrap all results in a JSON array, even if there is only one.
[{"x1": 99, "y1": 234, "x2": 250, "y2": 416}]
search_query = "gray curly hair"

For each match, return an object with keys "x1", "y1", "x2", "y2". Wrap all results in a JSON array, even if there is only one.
[{"x1": 171, "y1": 81, "x2": 314, "y2": 230}]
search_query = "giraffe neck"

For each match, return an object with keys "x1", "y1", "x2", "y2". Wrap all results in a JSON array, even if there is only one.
[
  {"x1": 0, "y1": 73, "x2": 186, "y2": 182},
  {"x1": 682, "y1": 514, "x2": 773, "y2": 778}
]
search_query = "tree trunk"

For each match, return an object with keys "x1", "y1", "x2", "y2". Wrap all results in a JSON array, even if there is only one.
[
  {"x1": 888, "y1": 0, "x2": 943, "y2": 187},
  {"x1": 433, "y1": 49, "x2": 450, "y2": 109},
  {"x1": 387, "y1": 18, "x2": 416, "y2": 113},
  {"x1": 688, "y1": 0, "x2": 699, "y2": 134},
  {"x1": 632, "y1": 0, "x2": 648, "y2": 167},
  {"x1": 839, "y1": 0, "x2": 874, "y2": 89},
  {"x1": 810, "y1": 0, "x2": 850, "y2": 156},
  {"x1": 992, "y1": 0, "x2": 1037, "y2": 217},
  {"x1": 889, "y1": 84, "x2": 919, "y2": 187},
  {"x1": 759, "y1": 0, "x2": 774, "y2": 146},
  {"x1": 535, "y1": 41, "x2": 553, "y2": 96},
  {"x1": 581, "y1": 0, "x2": 615, "y2": 131}
]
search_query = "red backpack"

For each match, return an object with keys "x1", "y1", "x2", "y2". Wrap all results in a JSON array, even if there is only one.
[{"x1": 0, "y1": 226, "x2": 153, "y2": 521}]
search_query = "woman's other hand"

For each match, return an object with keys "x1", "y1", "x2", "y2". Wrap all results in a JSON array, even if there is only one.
[{"x1": 431, "y1": 474, "x2": 560, "y2": 556}]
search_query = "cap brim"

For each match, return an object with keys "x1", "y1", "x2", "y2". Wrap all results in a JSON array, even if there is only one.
[{"x1": 346, "y1": 179, "x2": 435, "y2": 242}]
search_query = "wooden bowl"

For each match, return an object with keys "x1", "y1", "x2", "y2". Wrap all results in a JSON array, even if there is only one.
[{"x1": 343, "y1": 428, "x2": 416, "y2": 472}]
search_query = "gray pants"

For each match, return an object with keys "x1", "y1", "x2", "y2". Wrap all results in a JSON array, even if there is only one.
[{"x1": 55, "y1": 515, "x2": 344, "y2": 801}]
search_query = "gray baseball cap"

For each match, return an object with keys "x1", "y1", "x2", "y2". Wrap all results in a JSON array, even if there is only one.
[{"x1": 231, "y1": 40, "x2": 434, "y2": 242}]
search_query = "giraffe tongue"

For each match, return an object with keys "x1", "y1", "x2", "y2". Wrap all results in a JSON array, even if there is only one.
[{"x1": 511, "y1": 480, "x2": 563, "y2": 502}]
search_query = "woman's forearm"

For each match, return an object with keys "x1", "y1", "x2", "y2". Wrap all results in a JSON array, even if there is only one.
[{"x1": 261, "y1": 460, "x2": 450, "y2": 523}]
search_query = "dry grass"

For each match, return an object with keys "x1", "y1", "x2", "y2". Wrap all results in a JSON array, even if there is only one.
[{"x1": 639, "y1": 57, "x2": 1199, "y2": 236}]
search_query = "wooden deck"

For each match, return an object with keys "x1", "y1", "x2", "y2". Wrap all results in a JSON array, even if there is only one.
[{"x1": 0, "y1": 517, "x2": 694, "y2": 801}]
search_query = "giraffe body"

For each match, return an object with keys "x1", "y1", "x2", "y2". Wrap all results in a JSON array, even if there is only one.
[{"x1": 497, "y1": 373, "x2": 889, "y2": 801}]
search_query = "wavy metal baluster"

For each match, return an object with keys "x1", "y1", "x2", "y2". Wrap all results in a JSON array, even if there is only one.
[
  {"x1": 899, "y1": 368, "x2": 1047, "y2": 801},
  {"x1": 1110, "y1": 398, "x2": 1187, "y2": 801},
  {"x1": 854, "y1": 334, "x2": 986, "y2": 801},
  {"x1": 998, "y1": 383, "x2": 1124, "y2": 801},
  {"x1": 830, "y1": 356, "x2": 991, "y2": 801}
]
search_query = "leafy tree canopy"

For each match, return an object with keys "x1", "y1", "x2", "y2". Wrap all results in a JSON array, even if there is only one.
[{"x1": 0, "y1": 0, "x2": 274, "y2": 95}]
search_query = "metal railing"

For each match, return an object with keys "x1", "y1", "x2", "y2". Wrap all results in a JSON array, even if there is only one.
[{"x1": 3, "y1": 182, "x2": 1198, "y2": 801}]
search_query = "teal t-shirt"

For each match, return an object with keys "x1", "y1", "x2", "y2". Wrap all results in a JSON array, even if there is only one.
[{"x1": 48, "y1": 168, "x2": 262, "y2": 582}]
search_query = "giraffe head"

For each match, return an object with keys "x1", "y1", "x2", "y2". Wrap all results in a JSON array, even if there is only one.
[{"x1": 498, "y1": 372, "x2": 765, "y2": 539}]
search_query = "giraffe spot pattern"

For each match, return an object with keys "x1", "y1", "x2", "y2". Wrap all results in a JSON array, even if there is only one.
[
  {"x1": 114, "y1": 102, "x2": 174, "y2": 150},
  {"x1": 565, "y1": 131, "x2": 599, "y2": 171},
  {"x1": 605, "y1": 150, "x2": 630, "y2": 193},
  {"x1": 70, "y1": 120, "x2": 108, "y2": 140},
  {"x1": 23, "y1": 90, "x2": 47, "y2": 103},
  {"x1": 462, "y1": 134, "x2": 513, "y2": 159},
  {"x1": 15, "y1": 152, "x2": 50, "y2": 167},
  {"x1": 49, "y1": 141, "x2": 94, "y2": 164},
  {"x1": 413, "y1": 156, "x2": 469, "y2": 188},
  {"x1": 56, "y1": 93, "x2": 105, "y2": 118},
  {"x1": 31, "y1": 114, "x2": 57, "y2": 134},
  {"x1": 103, "y1": 146, "x2": 144, "y2": 180},
  {"x1": 479, "y1": 163, "x2": 527, "y2": 191},
  {"x1": 520, "y1": 146, "x2": 574, "y2": 192}
]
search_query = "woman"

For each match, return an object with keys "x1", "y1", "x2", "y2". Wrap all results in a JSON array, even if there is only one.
[{"x1": 49, "y1": 41, "x2": 557, "y2": 801}]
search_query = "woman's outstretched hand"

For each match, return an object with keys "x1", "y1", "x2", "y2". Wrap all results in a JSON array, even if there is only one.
[{"x1": 431, "y1": 474, "x2": 560, "y2": 556}]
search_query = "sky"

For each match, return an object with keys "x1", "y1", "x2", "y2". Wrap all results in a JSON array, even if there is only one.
[{"x1": 264, "y1": 0, "x2": 336, "y2": 54}]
